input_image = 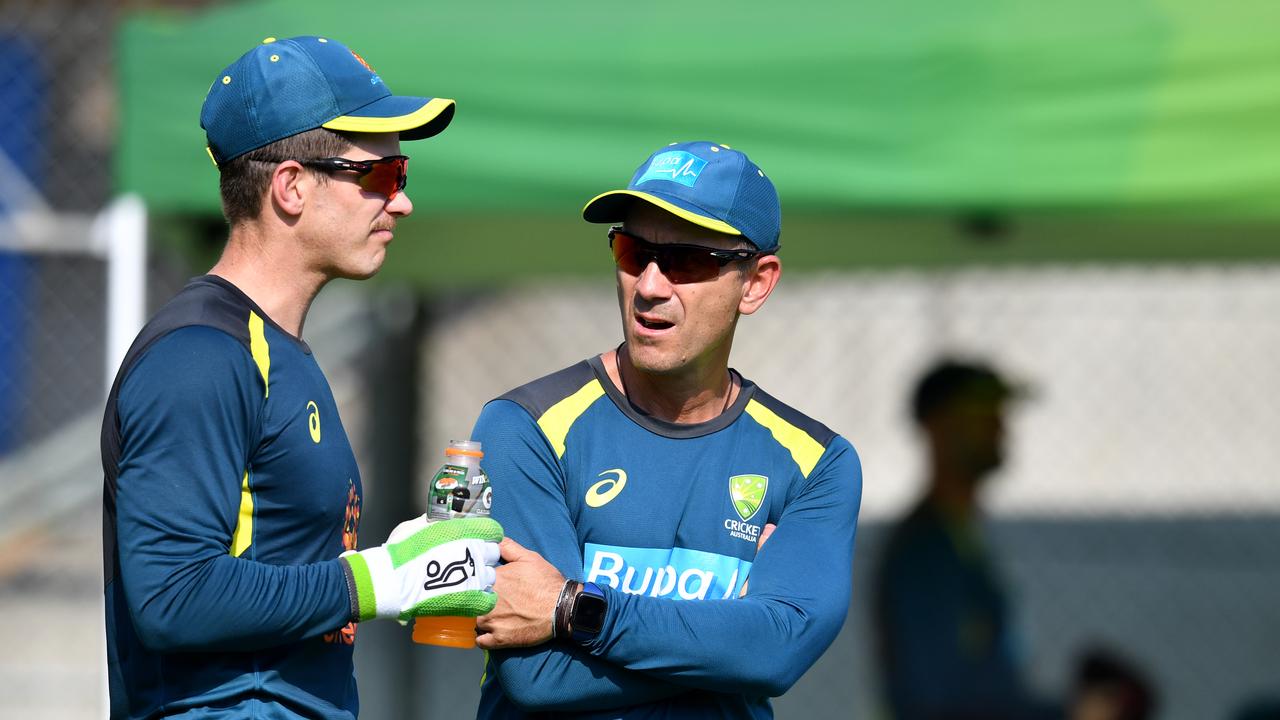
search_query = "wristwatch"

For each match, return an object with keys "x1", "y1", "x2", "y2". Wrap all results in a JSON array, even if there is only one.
[{"x1": 569, "y1": 582, "x2": 608, "y2": 644}]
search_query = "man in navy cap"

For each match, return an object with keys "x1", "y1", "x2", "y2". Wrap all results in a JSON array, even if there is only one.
[
  {"x1": 469, "y1": 142, "x2": 863, "y2": 717},
  {"x1": 873, "y1": 359, "x2": 1055, "y2": 720},
  {"x1": 101, "y1": 36, "x2": 502, "y2": 719}
]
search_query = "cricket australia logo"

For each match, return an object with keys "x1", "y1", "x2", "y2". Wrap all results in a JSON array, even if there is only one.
[
  {"x1": 725, "y1": 474, "x2": 768, "y2": 542},
  {"x1": 348, "y1": 49, "x2": 383, "y2": 85},
  {"x1": 636, "y1": 150, "x2": 708, "y2": 188}
]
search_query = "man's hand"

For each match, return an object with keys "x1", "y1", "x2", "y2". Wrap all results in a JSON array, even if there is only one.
[
  {"x1": 739, "y1": 522, "x2": 776, "y2": 597},
  {"x1": 475, "y1": 538, "x2": 565, "y2": 650},
  {"x1": 339, "y1": 516, "x2": 502, "y2": 623}
]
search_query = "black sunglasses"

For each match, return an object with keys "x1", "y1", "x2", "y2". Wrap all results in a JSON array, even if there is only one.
[
  {"x1": 253, "y1": 155, "x2": 409, "y2": 200},
  {"x1": 608, "y1": 227, "x2": 762, "y2": 283}
]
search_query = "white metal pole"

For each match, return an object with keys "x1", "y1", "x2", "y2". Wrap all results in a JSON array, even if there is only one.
[
  {"x1": 94, "y1": 193, "x2": 147, "y2": 718},
  {"x1": 98, "y1": 194, "x2": 148, "y2": 395}
]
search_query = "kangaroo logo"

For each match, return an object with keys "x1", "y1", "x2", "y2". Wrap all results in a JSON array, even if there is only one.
[{"x1": 423, "y1": 548, "x2": 476, "y2": 592}]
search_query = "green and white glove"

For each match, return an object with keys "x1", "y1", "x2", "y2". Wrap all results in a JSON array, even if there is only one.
[{"x1": 339, "y1": 516, "x2": 503, "y2": 623}]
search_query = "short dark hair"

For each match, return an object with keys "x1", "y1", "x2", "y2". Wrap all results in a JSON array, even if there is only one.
[{"x1": 218, "y1": 127, "x2": 354, "y2": 225}]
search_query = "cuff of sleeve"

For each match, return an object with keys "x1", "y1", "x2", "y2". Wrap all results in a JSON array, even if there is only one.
[
  {"x1": 581, "y1": 584, "x2": 617, "y2": 654},
  {"x1": 339, "y1": 554, "x2": 377, "y2": 622}
]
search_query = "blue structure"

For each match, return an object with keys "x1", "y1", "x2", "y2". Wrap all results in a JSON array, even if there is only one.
[{"x1": 0, "y1": 36, "x2": 45, "y2": 454}]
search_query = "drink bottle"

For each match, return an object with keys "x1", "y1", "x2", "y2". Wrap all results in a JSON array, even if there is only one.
[{"x1": 412, "y1": 439, "x2": 493, "y2": 648}]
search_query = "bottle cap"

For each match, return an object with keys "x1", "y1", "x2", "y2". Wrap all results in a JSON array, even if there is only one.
[{"x1": 445, "y1": 439, "x2": 483, "y2": 458}]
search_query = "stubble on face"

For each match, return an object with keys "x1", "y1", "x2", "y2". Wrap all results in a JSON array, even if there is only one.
[
  {"x1": 616, "y1": 203, "x2": 750, "y2": 378},
  {"x1": 307, "y1": 132, "x2": 408, "y2": 281}
]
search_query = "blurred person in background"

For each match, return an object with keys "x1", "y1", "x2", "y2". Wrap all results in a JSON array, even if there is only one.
[
  {"x1": 873, "y1": 360, "x2": 1157, "y2": 720},
  {"x1": 467, "y1": 141, "x2": 863, "y2": 718},
  {"x1": 872, "y1": 358, "x2": 1058, "y2": 720},
  {"x1": 100, "y1": 36, "x2": 502, "y2": 719},
  {"x1": 1069, "y1": 648, "x2": 1155, "y2": 720}
]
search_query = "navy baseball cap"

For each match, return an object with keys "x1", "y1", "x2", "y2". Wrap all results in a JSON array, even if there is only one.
[
  {"x1": 200, "y1": 36, "x2": 455, "y2": 166},
  {"x1": 582, "y1": 141, "x2": 782, "y2": 252},
  {"x1": 911, "y1": 359, "x2": 1029, "y2": 423}
]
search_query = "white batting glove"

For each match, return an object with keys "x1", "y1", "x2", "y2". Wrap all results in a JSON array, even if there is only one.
[{"x1": 340, "y1": 516, "x2": 502, "y2": 623}]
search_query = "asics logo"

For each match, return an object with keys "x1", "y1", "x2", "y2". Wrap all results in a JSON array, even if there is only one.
[
  {"x1": 306, "y1": 401, "x2": 321, "y2": 443},
  {"x1": 586, "y1": 469, "x2": 627, "y2": 508}
]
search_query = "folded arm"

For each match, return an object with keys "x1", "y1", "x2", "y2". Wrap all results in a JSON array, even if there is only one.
[{"x1": 473, "y1": 400, "x2": 862, "y2": 709}]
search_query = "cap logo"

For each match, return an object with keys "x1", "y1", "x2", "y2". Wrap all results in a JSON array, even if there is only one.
[
  {"x1": 349, "y1": 50, "x2": 375, "y2": 73},
  {"x1": 636, "y1": 150, "x2": 707, "y2": 188},
  {"x1": 347, "y1": 49, "x2": 383, "y2": 86}
]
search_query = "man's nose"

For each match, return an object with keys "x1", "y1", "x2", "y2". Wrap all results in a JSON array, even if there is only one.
[
  {"x1": 635, "y1": 259, "x2": 675, "y2": 300},
  {"x1": 387, "y1": 190, "x2": 413, "y2": 217}
]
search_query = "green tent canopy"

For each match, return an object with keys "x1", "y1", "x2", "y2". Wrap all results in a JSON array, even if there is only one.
[
  {"x1": 119, "y1": 1, "x2": 1279, "y2": 278},
  {"x1": 119, "y1": 0, "x2": 1280, "y2": 218}
]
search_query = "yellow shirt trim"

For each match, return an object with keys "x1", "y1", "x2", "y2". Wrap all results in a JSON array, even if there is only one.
[
  {"x1": 744, "y1": 399, "x2": 825, "y2": 478},
  {"x1": 536, "y1": 380, "x2": 605, "y2": 459},
  {"x1": 248, "y1": 311, "x2": 270, "y2": 398},
  {"x1": 230, "y1": 470, "x2": 254, "y2": 557}
]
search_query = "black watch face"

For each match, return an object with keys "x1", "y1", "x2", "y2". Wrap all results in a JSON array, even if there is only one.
[{"x1": 574, "y1": 593, "x2": 607, "y2": 634}]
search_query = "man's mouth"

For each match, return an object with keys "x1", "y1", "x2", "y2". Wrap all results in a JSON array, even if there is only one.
[{"x1": 636, "y1": 314, "x2": 674, "y2": 331}]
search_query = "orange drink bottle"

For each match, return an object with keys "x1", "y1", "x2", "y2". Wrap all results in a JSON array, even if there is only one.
[{"x1": 412, "y1": 440, "x2": 493, "y2": 648}]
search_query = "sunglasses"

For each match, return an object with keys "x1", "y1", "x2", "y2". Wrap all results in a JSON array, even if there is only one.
[
  {"x1": 254, "y1": 155, "x2": 409, "y2": 201},
  {"x1": 608, "y1": 227, "x2": 762, "y2": 283}
]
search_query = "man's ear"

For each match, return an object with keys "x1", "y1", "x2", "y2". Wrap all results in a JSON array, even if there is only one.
[
  {"x1": 268, "y1": 161, "x2": 308, "y2": 218},
  {"x1": 739, "y1": 254, "x2": 781, "y2": 316}
]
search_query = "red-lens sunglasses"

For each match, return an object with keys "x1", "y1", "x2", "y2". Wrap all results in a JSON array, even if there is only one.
[
  {"x1": 254, "y1": 155, "x2": 409, "y2": 201},
  {"x1": 302, "y1": 155, "x2": 409, "y2": 201}
]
